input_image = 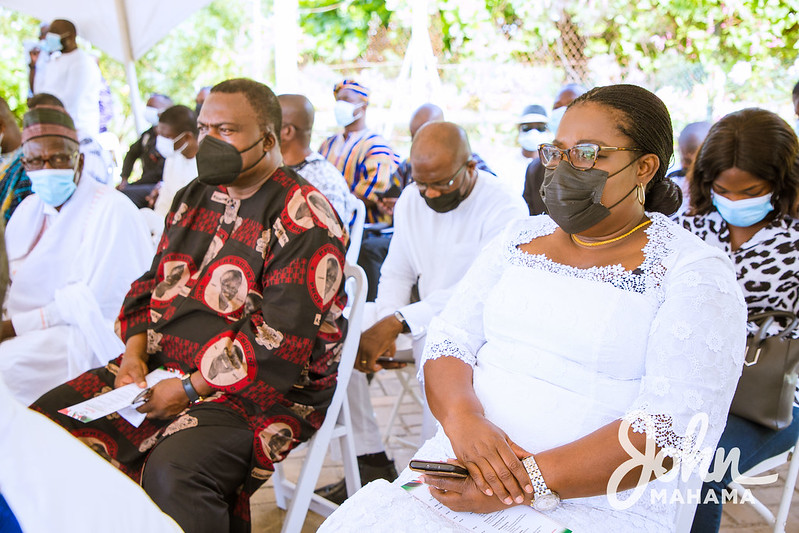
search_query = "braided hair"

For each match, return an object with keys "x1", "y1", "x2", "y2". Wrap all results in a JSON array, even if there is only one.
[{"x1": 570, "y1": 84, "x2": 682, "y2": 215}]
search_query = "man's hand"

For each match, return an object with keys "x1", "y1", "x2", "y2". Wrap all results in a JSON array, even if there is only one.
[
  {"x1": 356, "y1": 314, "x2": 405, "y2": 373},
  {"x1": 136, "y1": 377, "x2": 189, "y2": 419},
  {"x1": 425, "y1": 474, "x2": 520, "y2": 513},
  {"x1": 29, "y1": 49, "x2": 40, "y2": 65},
  {"x1": 114, "y1": 332, "x2": 149, "y2": 389},
  {"x1": 145, "y1": 188, "x2": 160, "y2": 208},
  {"x1": 377, "y1": 197, "x2": 397, "y2": 217},
  {"x1": 115, "y1": 353, "x2": 148, "y2": 389},
  {"x1": 116, "y1": 180, "x2": 128, "y2": 191}
]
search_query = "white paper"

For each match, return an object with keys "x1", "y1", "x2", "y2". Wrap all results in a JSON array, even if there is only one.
[
  {"x1": 59, "y1": 369, "x2": 182, "y2": 427},
  {"x1": 402, "y1": 475, "x2": 572, "y2": 533}
]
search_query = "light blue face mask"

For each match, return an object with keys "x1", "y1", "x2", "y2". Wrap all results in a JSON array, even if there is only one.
[
  {"x1": 711, "y1": 191, "x2": 774, "y2": 227},
  {"x1": 44, "y1": 32, "x2": 64, "y2": 53},
  {"x1": 28, "y1": 168, "x2": 78, "y2": 207}
]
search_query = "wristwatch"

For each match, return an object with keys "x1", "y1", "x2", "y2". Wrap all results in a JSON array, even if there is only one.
[
  {"x1": 181, "y1": 373, "x2": 201, "y2": 404},
  {"x1": 522, "y1": 455, "x2": 561, "y2": 511},
  {"x1": 393, "y1": 310, "x2": 411, "y2": 334}
]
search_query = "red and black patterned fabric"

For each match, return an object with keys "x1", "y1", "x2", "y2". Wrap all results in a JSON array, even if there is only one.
[{"x1": 33, "y1": 166, "x2": 348, "y2": 531}]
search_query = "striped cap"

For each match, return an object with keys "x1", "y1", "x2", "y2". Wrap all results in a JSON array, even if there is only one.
[
  {"x1": 333, "y1": 79, "x2": 370, "y2": 103},
  {"x1": 21, "y1": 106, "x2": 79, "y2": 144}
]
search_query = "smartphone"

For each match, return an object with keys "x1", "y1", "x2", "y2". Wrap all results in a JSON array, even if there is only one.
[
  {"x1": 409, "y1": 460, "x2": 469, "y2": 478},
  {"x1": 376, "y1": 352, "x2": 415, "y2": 364}
]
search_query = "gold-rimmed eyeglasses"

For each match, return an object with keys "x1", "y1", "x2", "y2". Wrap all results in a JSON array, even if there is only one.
[{"x1": 538, "y1": 143, "x2": 642, "y2": 171}]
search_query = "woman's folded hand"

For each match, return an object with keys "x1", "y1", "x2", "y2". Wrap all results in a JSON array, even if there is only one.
[{"x1": 443, "y1": 412, "x2": 533, "y2": 507}]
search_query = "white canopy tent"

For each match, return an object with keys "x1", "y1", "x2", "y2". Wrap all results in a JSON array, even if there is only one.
[{"x1": 0, "y1": 0, "x2": 214, "y2": 133}]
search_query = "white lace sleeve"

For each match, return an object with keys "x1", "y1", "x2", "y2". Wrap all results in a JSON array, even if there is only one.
[
  {"x1": 419, "y1": 229, "x2": 510, "y2": 383},
  {"x1": 623, "y1": 249, "x2": 747, "y2": 461}
]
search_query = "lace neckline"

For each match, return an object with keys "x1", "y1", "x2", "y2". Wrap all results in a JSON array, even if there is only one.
[{"x1": 504, "y1": 213, "x2": 675, "y2": 296}]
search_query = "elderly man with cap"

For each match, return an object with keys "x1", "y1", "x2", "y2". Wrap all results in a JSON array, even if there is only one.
[
  {"x1": 0, "y1": 96, "x2": 32, "y2": 222},
  {"x1": 319, "y1": 79, "x2": 400, "y2": 224},
  {"x1": 0, "y1": 105, "x2": 152, "y2": 405},
  {"x1": 316, "y1": 121, "x2": 528, "y2": 504},
  {"x1": 31, "y1": 79, "x2": 348, "y2": 533}
]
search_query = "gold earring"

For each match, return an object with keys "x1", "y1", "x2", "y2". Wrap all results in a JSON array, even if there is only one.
[{"x1": 637, "y1": 183, "x2": 646, "y2": 205}]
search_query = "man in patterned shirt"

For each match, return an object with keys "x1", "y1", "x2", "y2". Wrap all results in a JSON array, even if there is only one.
[
  {"x1": 32, "y1": 79, "x2": 348, "y2": 533},
  {"x1": 318, "y1": 79, "x2": 399, "y2": 223},
  {"x1": 0, "y1": 97, "x2": 32, "y2": 222},
  {"x1": 279, "y1": 93, "x2": 356, "y2": 224}
]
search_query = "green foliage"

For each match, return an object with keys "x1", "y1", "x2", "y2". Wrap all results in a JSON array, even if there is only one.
[
  {"x1": 0, "y1": 10, "x2": 40, "y2": 122},
  {"x1": 298, "y1": 0, "x2": 393, "y2": 61}
]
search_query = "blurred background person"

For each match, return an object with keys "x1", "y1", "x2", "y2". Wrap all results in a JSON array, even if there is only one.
[{"x1": 118, "y1": 93, "x2": 174, "y2": 207}]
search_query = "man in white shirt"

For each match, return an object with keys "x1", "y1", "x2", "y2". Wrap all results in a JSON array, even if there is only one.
[
  {"x1": 33, "y1": 19, "x2": 102, "y2": 139},
  {"x1": 278, "y1": 93, "x2": 356, "y2": 224},
  {"x1": 0, "y1": 106, "x2": 153, "y2": 405},
  {"x1": 317, "y1": 121, "x2": 528, "y2": 503}
]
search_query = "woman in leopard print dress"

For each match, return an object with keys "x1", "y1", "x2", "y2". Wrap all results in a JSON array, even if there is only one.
[{"x1": 678, "y1": 108, "x2": 799, "y2": 532}]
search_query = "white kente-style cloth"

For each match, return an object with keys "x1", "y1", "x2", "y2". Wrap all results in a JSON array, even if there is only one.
[
  {"x1": 0, "y1": 377, "x2": 183, "y2": 533},
  {"x1": 0, "y1": 174, "x2": 153, "y2": 405},
  {"x1": 320, "y1": 213, "x2": 747, "y2": 533}
]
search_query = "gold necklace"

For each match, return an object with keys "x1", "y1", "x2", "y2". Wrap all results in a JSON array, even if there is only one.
[{"x1": 571, "y1": 219, "x2": 652, "y2": 247}]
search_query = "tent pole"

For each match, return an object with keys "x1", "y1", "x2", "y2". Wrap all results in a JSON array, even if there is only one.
[
  {"x1": 274, "y1": 0, "x2": 298, "y2": 93},
  {"x1": 114, "y1": 0, "x2": 144, "y2": 134}
]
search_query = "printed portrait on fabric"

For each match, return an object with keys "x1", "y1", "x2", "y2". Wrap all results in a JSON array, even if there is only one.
[{"x1": 153, "y1": 260, "x2": 191, "y2": 301}]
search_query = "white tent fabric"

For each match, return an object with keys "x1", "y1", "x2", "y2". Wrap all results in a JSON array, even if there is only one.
[
  {"x1": 0, "y1": 0, "x2": 213, "y2": 132},
  {"x1": 0, "y1": 0, "x2": 212, "y2": 62}
]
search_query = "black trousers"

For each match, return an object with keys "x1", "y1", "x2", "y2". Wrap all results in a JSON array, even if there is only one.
[
  {"x1": 357, "y1": 233, "x2": 392, "y2": 302},
  {"x1": 141, "y1": 412, "x2": 253, "y2": 533}
]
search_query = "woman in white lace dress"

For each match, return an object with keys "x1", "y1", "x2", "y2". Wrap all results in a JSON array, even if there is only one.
[{"x1": 320, "y1": 85, "x2": 747, "y2": 533}]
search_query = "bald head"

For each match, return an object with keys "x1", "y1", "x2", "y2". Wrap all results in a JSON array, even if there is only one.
[
  {"x1": 412, "y1": 121, "x2": 470, "y2": 164},
  {"x1": 278, "y1": 94, "x2": 315, "y2": 152},
  {"x1": 678, "y1": 121, "x2": 712, "y2": 171},
  {"x1": 554, "y1": 83, "x2": 587, "y2": 109},
  {"x1": 409, "y1": 103, "x2": 444, "y2": 139},
  {"x1": 279, "y1": 94, "x2": 314, "y2": 132}
]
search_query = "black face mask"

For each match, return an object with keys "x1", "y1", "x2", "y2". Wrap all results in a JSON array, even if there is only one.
[
  {"x1": 540, "y1": 159, "x2": 638, "y2": 234},
  {"x1": 196, "y1": 135, "x2": 265, "y2": 186},
  {"x1": 421, "y1": 187, "x2": 465, "y2": 213}
]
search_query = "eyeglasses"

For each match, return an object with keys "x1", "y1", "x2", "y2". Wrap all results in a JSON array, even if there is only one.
[
  {"x1": 538, "y1": 143, "x2": 642, "y2": 171},
  {"x1": 520, "y1": 124, "x2": 547, "y2": 133},
  {"x1": 21, "y1": 151, "x2": 79, "y2": 171},
  {"x1": 416, "y1": 160, "x2": 471, "y2": 193}
]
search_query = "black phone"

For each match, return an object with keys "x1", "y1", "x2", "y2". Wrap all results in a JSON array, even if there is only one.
[
  {"x1": 376, "y1": 352, "x2": 415, "y2": 364},
  {"x1": 409, "y1": 460, "x2": 469, "y2": 478}
]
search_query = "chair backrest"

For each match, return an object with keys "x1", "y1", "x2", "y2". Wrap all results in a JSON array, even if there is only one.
[
  {"x1": 345, "y1": 199, "x2": 366, "y2": 266},
  {"x1": 271, "y1": 263, "x2": 368, "y2": 532},
  {"x1": 332, "y1": 263, "x2": 367, "y2": 400}
]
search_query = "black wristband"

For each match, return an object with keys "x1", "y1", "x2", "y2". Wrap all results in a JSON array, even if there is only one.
[{"x1": 181, "y1": 373, "x2": 200, "y2": 403}]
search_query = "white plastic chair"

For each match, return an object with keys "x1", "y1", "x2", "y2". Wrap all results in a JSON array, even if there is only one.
[
  {"x1": 727, "y1": 431, "x2": 799, "y2": 533},
  {"x1": 272, "y1": 263, "x2": 367, "y2": 533},
  {"x1": 345, "y1": 199, "x2": 366, "y2": 266}
]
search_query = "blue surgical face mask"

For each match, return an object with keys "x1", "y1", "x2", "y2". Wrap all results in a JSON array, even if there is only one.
[
  {"x1": 28, "y1": 168, "x2": 78, "y2": 207},
  {"x1": 711, "y1": 191, "x2": 774, "y2": 227},
  {"x1": 44, "y1": 32, "x2": 64, "y2": 53}
]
